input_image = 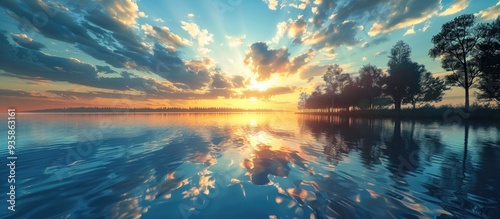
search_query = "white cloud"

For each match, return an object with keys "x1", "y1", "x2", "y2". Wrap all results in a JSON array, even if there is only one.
[
  {"x1": 154, "y1": 18, "x2": 164, "y2": 23},
  {"x1": 420, "y1": 21, "x2": 431, "y2": 32},
  {"x1": 403, "y1": 25, "x2": 416, "y2": 36},
  {"x1": 180, "y1": 21, "x2": 214, "y2": 53},
  {"x1": 439, "y1": 0, "x2": 470, "y2": 16},
  {"x1": 188, "y1": 13, "x2": 195, "y2": 18},
  {"x1": 100, "y1": 0, "x2": 141, "y2": 27},
  {"x1": 362, "y1": 57, "x2": 367, "y2": 61},
  {"x1": 138, "y1": 11, "x2": 147, "y2": 18},
  {"x1": 226, "y1": 35, "x2": 246, "y2": 47},
  {"x1": 475, "y1": 1, "x2": 500, "y2": 21},
  {"x1": 263, "y1": 0, "x2": 279, "y2": 10},
  {"x1": 272, "y1": 21, "x2": 289, "y2": 43}
]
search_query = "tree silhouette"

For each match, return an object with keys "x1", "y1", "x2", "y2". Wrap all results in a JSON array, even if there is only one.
[
  {"x1": 476, "y1": 17, "x2": 500, "y2": 102},
  {"x1": 323, "y1": 64, "x2": 343, "y2": 111},
  {"x1": 429, "y1": 14, "x2": 484, "y2": 111},
  {"x1": 358, "y1": 64, "x2": 383, "y2": 109},
  {"x1": 404, "y1": 68, "x2": 449, "y2": 109},
  {"x1": 382, "y1": 41, "x2": 420, "y2": 111}
]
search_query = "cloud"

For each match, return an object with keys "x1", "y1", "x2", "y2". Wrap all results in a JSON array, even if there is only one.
[
  {"x1": 334, "y1": 0, "x2": 388, "y2": 22},
  {"x1": 298, "y1": 64, "x2": 328, "y2": 79},
  {"x1": 403, "y1": 25, "x2": 416, "y2": 36},
  {"x1": 272, "y1": 21, "x2": 288, "y2": 43},
  {"x1": 263, "y1": 0, "x2": 279, "y2": 10},
  {"x1": 11, "y1": 34, "x2": 45, "y2": 50},
  {"x1": 439, "y1": 0, "x2": 470, "y2": 16},
  {"x1": 287, "y1": 0, "x2": 309, "y2": 10},
  {"x1": 375, "y1": 51, "x2": 387, "y2": 56},
  {"x1": 361, "y1": 36, "x2": 390, "y2": 48},
  {"x1": 188, "y1": 13, "x2": 195, "y2": 18},
  {"x1": 362, "y1": 57, "x2": 367, "y2": 61},
  {"x1": 211, "y1": 73, "x2": 232, "y2": 89},
  {"x1": 244, "y1": 42, "x2": 291, "y2": 80},
  {"x1": 290, "y1": 49, "x2": 315, "y2": 73},
  {"x1": 181, "y1": 21, "x2": 214, "y2": 53},
  {"x1": 96, "y1": 65, "x2": 116, "y2": 74},
  {"x1": 0, "y1": 89, "x2": 48, "y2": 98},
  {"x1": 304, "y1": 20, "x2": 360, "y2": 51},
  {"x1": 287, "y1": 16, "x2": 308, "y2": 43},
  {"x1": 420, "y1": 21, "x2": 431, "y2": 32},
  {"x1": 368, "y1": 1, "x2": 440, "y2": 36},
  {"x1": 244, "y1": 43, "x2": 313, "y2": 80},
  {"x1": 154, "y1": 18, "x2": 165, "y2": 23},
  {"x1": 231, "y1": 75, "x2": 246, "y2": 88},
  {"x1": 475, "y1": 1, "x2": 500, "y2": 21},
  {"x1": 241, "y1": 86, "x2": 296, "y2": 98},
  {"x1": 99, "y1": 0, "x2": 142, "y2": 27},
  {"x1": 226, "y1": 35, "x2": 246, "y2": 47},
  {"x1": 142, "y1": 24, "x2": 190, "y2": 47},
  {"x1": 311, "y1": 0, "x2": 335, "y2": 28}
]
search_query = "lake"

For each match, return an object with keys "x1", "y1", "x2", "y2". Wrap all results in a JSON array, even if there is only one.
[{"x1": 1, "y1": 113, "x2": 499, "y2": 218}]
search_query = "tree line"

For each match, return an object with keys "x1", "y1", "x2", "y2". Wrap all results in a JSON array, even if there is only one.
[{"x1": 298, "y1": 14, "x2": 499, "y2": 112}]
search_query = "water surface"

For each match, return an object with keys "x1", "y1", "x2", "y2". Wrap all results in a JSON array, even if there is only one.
[{"x1": 1, "y1": 113, "x2": 499, "y2": 218}]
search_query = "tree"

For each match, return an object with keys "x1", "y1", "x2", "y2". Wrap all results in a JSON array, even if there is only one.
[
  {"x1": 323, "y1": 64, "x2": 343, "y2": 111},
  {"x1": 297, "y1": 92, "x2": 309, "y2": 111},
  {"x1": 429, "y1": 14, "x2": 484, "y2": 111},
  {"x1": 383, "y1": 41, "x2": 420, "y2": 111},
  {"x1": 405, "y1": 70, "x2": 449, "y2": 109},
  {"x1": 476, "y1": 17, "x2": 500, "y2": 102},
  {"x1": 358, "y1": 64, "x2": 383, "y2": 109}
]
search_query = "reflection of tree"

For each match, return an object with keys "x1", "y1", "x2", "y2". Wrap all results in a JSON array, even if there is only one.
[{"x1": 301, "y1": 115, "x2": 385, "y2": 167}]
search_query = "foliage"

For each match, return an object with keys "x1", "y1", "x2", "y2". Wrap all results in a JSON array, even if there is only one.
[{"x1": 429, "y1": 14, "x2": 484, "y2": 110}]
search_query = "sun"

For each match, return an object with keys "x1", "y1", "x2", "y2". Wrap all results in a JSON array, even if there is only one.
[
  {"x1": 248, "y1": 79, "x2": 272, "y2": 91},
  {"x1": 249, "y1": 97, "x2": 257, "y2": 102}
]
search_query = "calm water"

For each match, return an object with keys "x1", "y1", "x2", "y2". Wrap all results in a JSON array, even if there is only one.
[{"x1": 1, "y1": 113, "x2": 499, "y2": 219}]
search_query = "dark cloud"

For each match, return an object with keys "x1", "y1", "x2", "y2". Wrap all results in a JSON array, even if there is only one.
[
  {"x1": 306, "y1": 20, "x2": 360, "y2": 50},
  {"x1": 290, "y1": 49, "x2": 314, "y2": 73},
  {"x1": 368, "y1": 1, "x2": 440, "y2": 36},
  {"x1": 244, "y1": 43, "x2": 313, "y2": 80},
  {"x1": 11, "y1": 33, "x2": 45, "y2": 50},
  {"x1": 312, "y1": 0, "x2": 335, "y2": 28},
  {"x1": 334, "y1": 0, "x2": 389, "y2": 22},
  {"x1": 0, "y1": 89, "x2": 48, "y2": 98},
  {"x1": 362, "y1": 36, "x2": 390, "y2": 48},
  {"x1": 211, "y1": 73, "x2": 232, "y2": 89},
  {"x1": 244, "y1": 42, "x2": 291, "y2": 80},
  {"x1": 231, "y1": 75, "x2": 246, "y2": 88},
  {"x1": 96, "y1": 65, "x2": 116, "y2": 74}
]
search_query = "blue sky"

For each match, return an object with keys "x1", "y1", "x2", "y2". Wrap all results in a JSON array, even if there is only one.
[{"x1": 0, "y1": 0, "x2": 499, "y2": 110}]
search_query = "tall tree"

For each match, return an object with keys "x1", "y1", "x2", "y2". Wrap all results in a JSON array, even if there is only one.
[
  {"x1": 358, "y1": 64, "x2": 383, "y2": 109},
  {"x1": 476, "y1": 17, "x2": 500, "y2": 102},
  {"x1": 297, "y1": 92, "x2": 309, "y2": 111},
  {"x1": 429, "y1": 14, "x2": 484, "y2": 111},
  {"x1": 323, "y1": 64, "x2": 343, "y2": 111},
  {"x1": 383, "y1": 41, "x2": 419, "y2": 111}
]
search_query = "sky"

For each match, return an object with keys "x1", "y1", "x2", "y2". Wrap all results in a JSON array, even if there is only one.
[{"x1": 0, "y1": 0, "x2": 499, "y2": 111}]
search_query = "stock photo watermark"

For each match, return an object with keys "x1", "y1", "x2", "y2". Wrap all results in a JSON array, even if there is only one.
[{"x1": 6, "y1": 109, "x2": 16, "y2": 212}]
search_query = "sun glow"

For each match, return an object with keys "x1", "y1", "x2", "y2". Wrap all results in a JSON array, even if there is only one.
[
  {"x1": 249, "y1": 97, "x2": 257, "y2": 102},
  {"x1": 248, "y1": 79, "x2": 273, "y2": 91}
]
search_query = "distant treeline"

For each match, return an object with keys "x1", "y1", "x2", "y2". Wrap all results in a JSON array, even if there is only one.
[{"x1": 29, "y1": 107, "x2": 284, "y2": 113}]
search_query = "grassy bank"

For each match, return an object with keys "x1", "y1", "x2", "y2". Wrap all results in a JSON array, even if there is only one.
[{"x1": 295, "y1": 107, "x2": 500, "y2": 121}]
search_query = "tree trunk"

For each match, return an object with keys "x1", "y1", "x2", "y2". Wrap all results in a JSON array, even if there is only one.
[
  {"x1": 394, "y1": 99, "x2": 401, "y2": 112},
  {"x1": 465, "y1": 87, "x2": 470, "y2": 112}
]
